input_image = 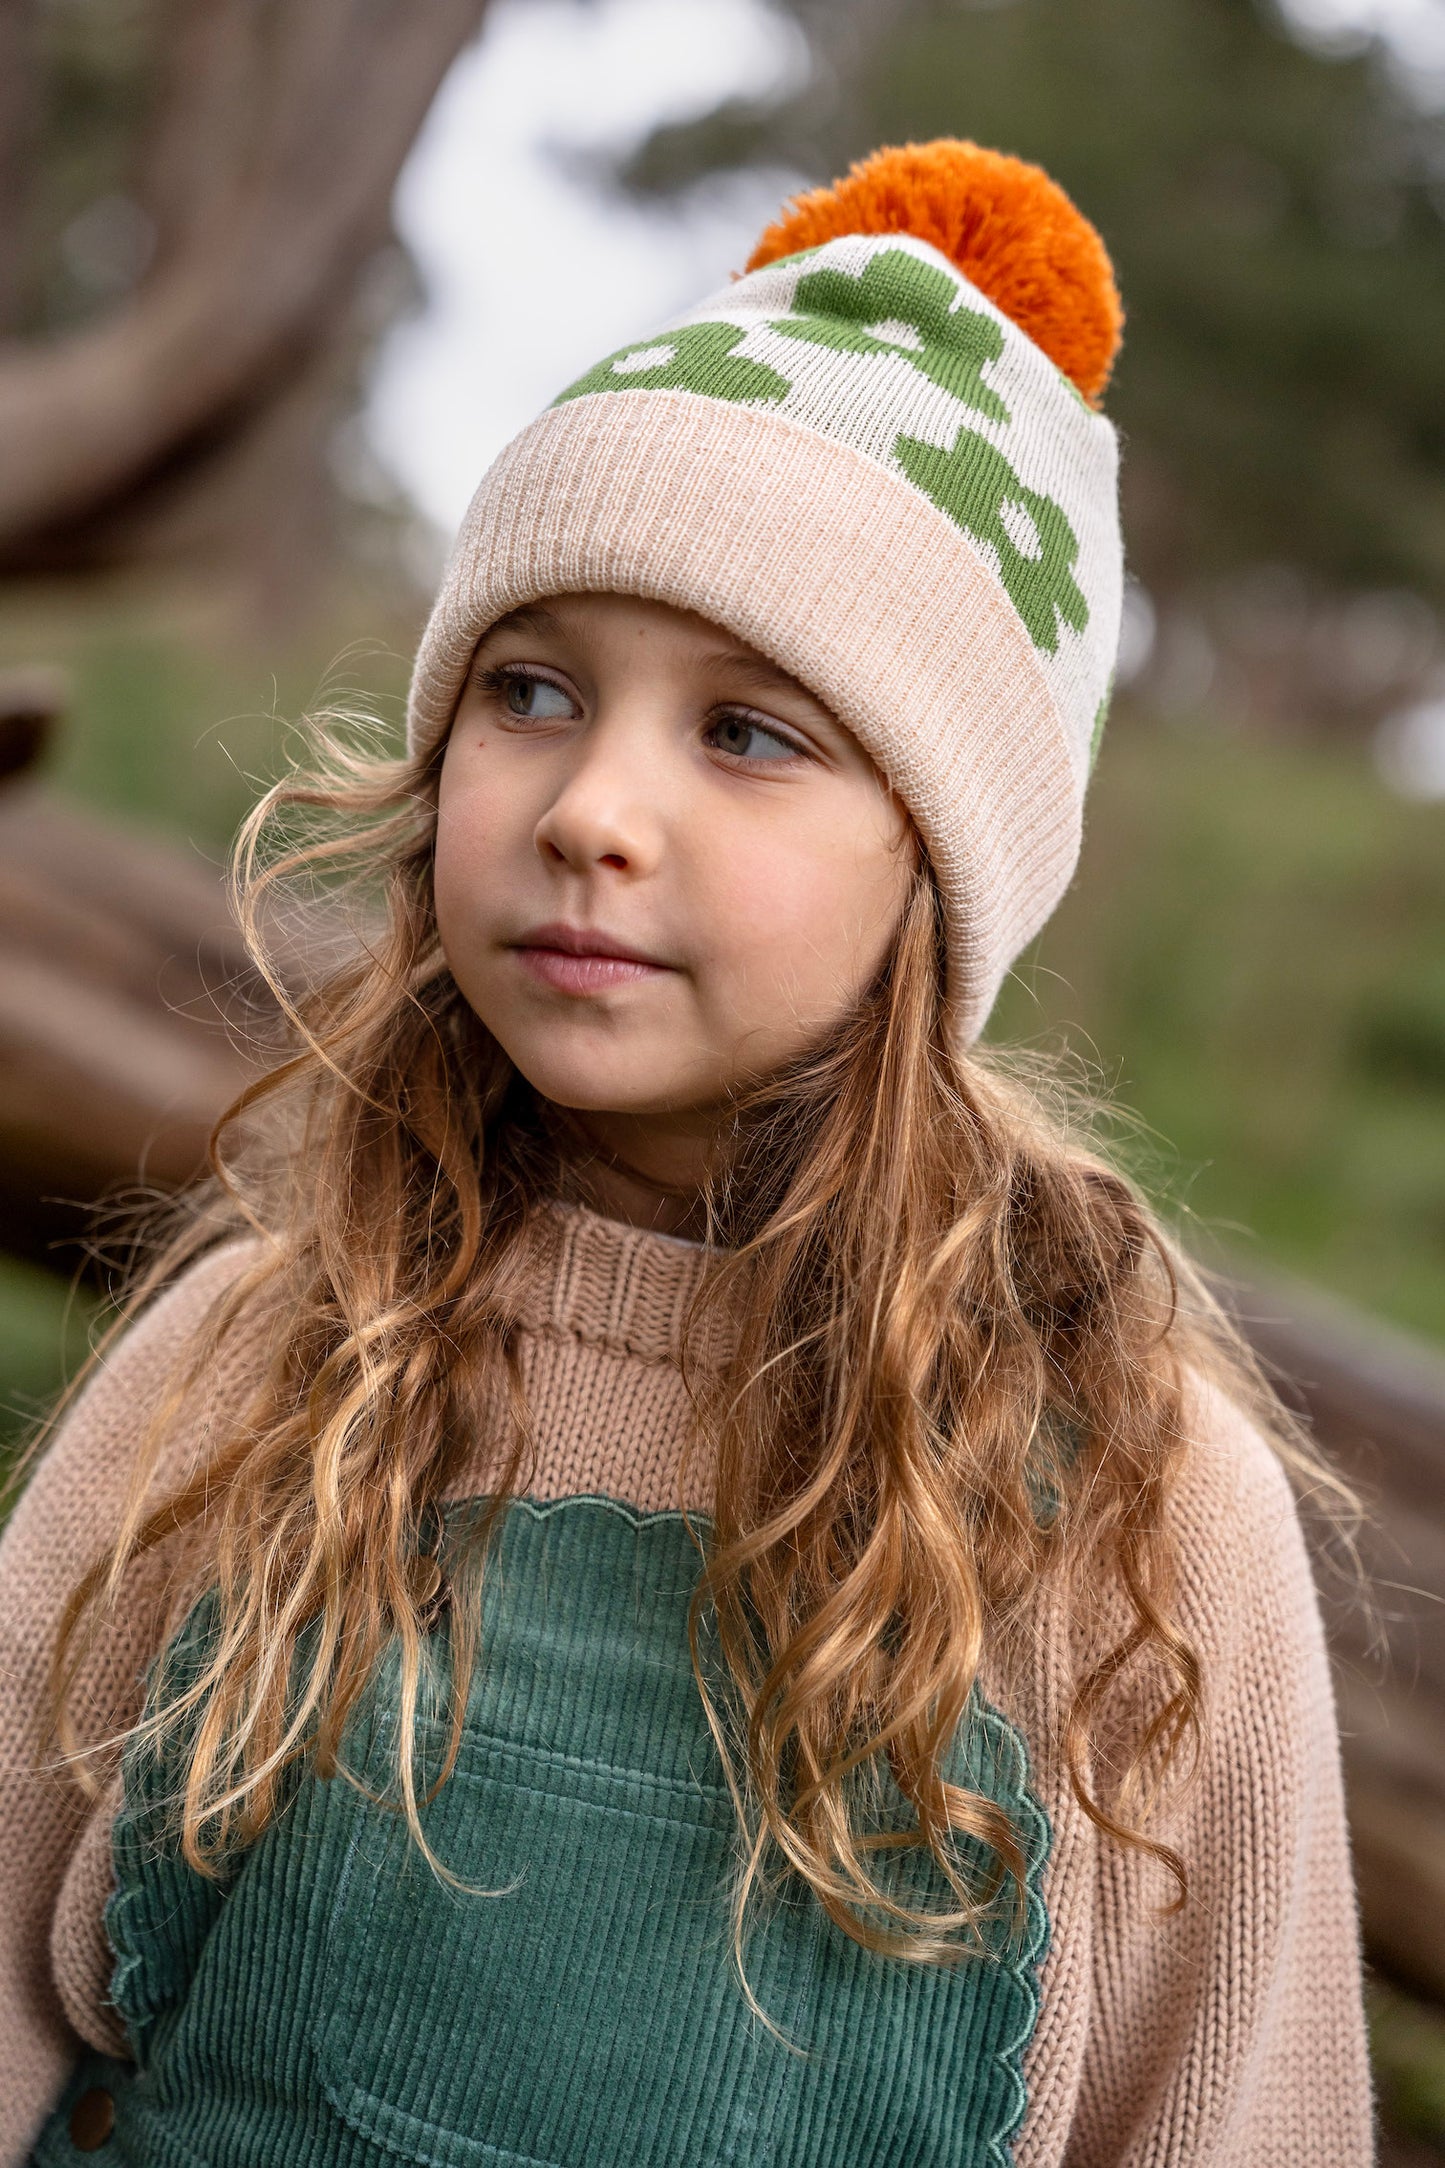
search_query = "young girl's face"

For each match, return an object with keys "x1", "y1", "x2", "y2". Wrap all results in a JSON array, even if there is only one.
[{"x1": 434, "y1": 592, "x2": 917, "y2": 1130}]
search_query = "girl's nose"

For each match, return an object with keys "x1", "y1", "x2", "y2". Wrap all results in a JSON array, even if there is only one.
[{"x1": 532, "y1": 735, "x2": 665, "y2": 877}]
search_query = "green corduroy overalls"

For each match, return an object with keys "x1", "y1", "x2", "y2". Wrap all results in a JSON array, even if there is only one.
[{"x1": 35, "y1": 1497, "x2": 1050, "y2": 2167}]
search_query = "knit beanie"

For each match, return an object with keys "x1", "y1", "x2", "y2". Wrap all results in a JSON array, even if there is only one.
[{"x1": 407, "y1": 140, "x2": 1125, "y2": 1045}]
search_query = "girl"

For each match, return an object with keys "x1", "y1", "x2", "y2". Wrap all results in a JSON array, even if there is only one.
[{"x1": 1, "y1": 141, "x2": 1372, "y2": 2165}]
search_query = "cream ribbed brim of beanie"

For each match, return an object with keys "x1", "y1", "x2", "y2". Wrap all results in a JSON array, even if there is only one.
[{"x1": 407, "y1": 140, "x2": 1126, "y2": 1046}]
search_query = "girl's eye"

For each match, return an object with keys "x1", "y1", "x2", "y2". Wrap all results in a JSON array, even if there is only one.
[
  {"x1": 708, "y1": 712, "x2": 803, "y2": 765},
  {"x1": 489, "y1": 667, "x2": 574, "y2": 721}
]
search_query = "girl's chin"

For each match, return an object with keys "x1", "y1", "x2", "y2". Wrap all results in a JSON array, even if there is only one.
[{"x1": 505, "y1": 1047, "x2": 718, "y2": 1120}]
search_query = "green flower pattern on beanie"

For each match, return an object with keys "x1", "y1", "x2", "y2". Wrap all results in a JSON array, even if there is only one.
[
  {"x1": 559, "y1": 318, "x2": 791, "y2": 407},
  {"x1": 555, "y1": 246, "x2": 1090, "y2": 657},
  {"x1": 772, "y1": 251, "x2": 1010, "y2": 424},
  {"x1": 893, "y1": 428, "x2": 1089, "y2": 652}
]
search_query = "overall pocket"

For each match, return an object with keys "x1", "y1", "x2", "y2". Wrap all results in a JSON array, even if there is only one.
[{"x1": 311, "y1": 1732, "x2": 786, "y2": 2168}]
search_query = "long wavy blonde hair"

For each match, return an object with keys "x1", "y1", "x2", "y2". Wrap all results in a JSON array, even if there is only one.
[{"x1": 43, "y1": 697, "x2": 1345, "y2": 1967}]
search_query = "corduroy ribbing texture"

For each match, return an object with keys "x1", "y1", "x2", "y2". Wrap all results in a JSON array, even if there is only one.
[
  {"x1": 1, "y1": 1213, "x2": 1374, "y2": 2164},
  {"x1": 406, "y1": 233, "x2": 1125, "y2": 1044},
  {"x1": 38, "y1": 1504, "x2": 1046, "y2": 2165}
]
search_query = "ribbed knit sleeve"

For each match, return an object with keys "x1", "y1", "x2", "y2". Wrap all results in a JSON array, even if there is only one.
[
  {"x1": 0, "y1": 1240, "x2": 261, "y2": 2167},
  {"x1": 1063, "y1": 1381, "x2": 1375, "y2": 2167}
]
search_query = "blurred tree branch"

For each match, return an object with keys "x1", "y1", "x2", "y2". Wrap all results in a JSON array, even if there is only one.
[{"x1": 0, "y1": 0, "x2": 490, "y2": 582}]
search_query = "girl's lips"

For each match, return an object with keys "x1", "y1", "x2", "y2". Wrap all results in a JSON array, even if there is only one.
[
  {"x1": 508, "y1": 918, "x2": 676, "y2": 997},
  {"x1": 512, "y1": 946, "x2": 673, "y2": 996}
]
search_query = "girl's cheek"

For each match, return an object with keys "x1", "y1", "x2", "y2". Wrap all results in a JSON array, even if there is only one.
[
  {"x1": 699, "y1": 859, "x2": 849, "y2": 1019},
  {"x1": 436, "y1": 760, "x2": 527, "y2": 887}
]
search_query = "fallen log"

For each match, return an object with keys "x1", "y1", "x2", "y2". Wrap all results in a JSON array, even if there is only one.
[{"x1": 0, "y1": 777, "x2": 263, "y2": 1262}]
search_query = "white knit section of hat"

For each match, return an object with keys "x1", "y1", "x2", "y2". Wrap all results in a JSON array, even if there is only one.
[{"x1": 601, "y1": 232, "x2": 1122, "y2": 787}]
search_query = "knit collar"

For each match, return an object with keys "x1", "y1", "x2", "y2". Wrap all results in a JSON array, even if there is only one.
[{"x1": 509, "y1": 1199, "x2": 736, "y2": 1370}]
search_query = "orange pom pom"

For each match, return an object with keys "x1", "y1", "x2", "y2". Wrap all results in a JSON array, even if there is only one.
[{"x1": 747, "y1": 139, "x2": 1123, "y2": 408}]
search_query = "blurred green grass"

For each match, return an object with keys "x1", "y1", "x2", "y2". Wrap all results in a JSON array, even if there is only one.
[
  {"x1": 2, "y1": 596, "x2": 1443, "y2": 1456},
  {"x1": 0, "y1": 1254, "x2": 99, "y2": 1466},
  {"x1": 1369, "y1": 1977, "x2": 1445, "y2": 2151},
  {"x1": 992, "y1": 712, "x2": 1445, "y2": 1341},
  {"x1": 0, "y1": 582, "x2": 414, "y2": 852}
]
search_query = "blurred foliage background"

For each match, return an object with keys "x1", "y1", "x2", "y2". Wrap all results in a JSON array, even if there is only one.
[{"x1": 2, "y1": 0, "x2": 1444, "y2": 2151}]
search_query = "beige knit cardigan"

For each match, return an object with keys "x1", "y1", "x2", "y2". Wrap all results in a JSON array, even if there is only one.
[{"x1": 0, "y1": 1208, "x2": 1374, "y2": 2163}]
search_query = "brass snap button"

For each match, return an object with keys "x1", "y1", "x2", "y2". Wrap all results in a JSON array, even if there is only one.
[{"x1": 68, "y1": 2085, "x2": 115, "y2": 2151}]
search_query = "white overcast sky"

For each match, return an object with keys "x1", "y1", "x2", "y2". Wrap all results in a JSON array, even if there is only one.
[
  {"x1": 364, "y1": 0, "x2": 806, "y2": 534},
  {"x1": 364, "y1": 0, "x2": 1444, "y2": 539}
]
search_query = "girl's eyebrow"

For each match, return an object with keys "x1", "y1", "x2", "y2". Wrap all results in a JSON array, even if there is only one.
[
  {"x1": 699, "y1": 647, "x2": 830, "y2": 712},
  {"x1": 481, "y1": 603, "x2": 566, "y2": 644}
]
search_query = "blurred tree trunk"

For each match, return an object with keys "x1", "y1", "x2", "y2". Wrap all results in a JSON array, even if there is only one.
[
  {"x1": 0, "y1": 0, "x2": 489, "y2": 584},
  {"x1": 0, "y1": 0, "x2": 37, "y2": 335}
]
